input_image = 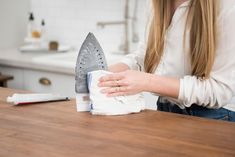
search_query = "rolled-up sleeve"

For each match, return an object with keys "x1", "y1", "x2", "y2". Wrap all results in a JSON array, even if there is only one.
[
  {"x1": 120, "y1": 42, "x2": 146, "y2": 71},
  {"x1": 178, "y1": 7, "x2": 235, "y2": 108}
]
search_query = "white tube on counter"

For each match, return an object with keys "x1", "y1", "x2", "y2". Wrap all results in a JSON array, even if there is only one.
[{"x1": 7, "y1": 93, "x2": 69, "y2": 105}]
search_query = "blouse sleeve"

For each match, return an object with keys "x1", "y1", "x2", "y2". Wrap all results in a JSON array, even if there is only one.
[
  {"x1": 178, "y1": 7, "x2": 235, "y2": 108},
  {"x1": 120, "y1": 42, "x2": 146, "y2": 72}
]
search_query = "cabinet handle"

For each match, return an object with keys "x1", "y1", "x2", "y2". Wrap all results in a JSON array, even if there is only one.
[{"x1": 39, "y1": 77, "x2": 52, "y2": 86}]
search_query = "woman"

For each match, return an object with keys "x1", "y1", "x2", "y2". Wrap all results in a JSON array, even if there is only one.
[{"x1": 98, "y1": 0, "x2": 235, "y2": 121}]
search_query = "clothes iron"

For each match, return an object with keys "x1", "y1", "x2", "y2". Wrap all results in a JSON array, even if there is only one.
[{"x1": 75, "y1": 32, "x2": 108, "y2": 111}]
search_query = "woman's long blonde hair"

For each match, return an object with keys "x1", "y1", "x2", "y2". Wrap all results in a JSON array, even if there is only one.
[{"x1": 144, "y1": 0, "x2": 219, "y2": 78}]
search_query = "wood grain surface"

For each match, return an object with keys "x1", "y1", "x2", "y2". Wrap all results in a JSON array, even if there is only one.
[{"x1": 0, "y1": 87, "x2": 235, "y2": 157}]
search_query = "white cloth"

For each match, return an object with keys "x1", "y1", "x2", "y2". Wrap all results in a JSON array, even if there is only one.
[
  {"x1": 120, "y1": 0, "x2": 235, "y2": 111},
  {"x1": 87, "y1": 70, "x2": 145, "y2": 115}
]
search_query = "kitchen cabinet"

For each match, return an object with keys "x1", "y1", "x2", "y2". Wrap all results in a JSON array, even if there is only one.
[
  {"x1": 0, "y1": 66, "x2": 75, "y2": 97},
  {"x1": 23, "y1": 69, "x2": 75, "y2": 97}
]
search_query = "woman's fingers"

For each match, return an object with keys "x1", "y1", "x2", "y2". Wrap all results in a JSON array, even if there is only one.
[
  {"x1": 98, "y1": 80, "x2": 128, "y2": 87},
  {"x1": 99, "y1": 73, "x2": 124, "y2": 82},
  {"x1": 98, "y1": 81, "x2": 117, "y2": 87},
  {"x1": 101, "y1": 86, "x2": 129, "y2": 93},
  {"x1": 97, "y1": 70, "x2": 145, "y2": 97}
]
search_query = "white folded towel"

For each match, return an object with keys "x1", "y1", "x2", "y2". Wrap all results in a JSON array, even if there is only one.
[{"x1": 87, "y1": 70, "x2": 145, "y2": 115}]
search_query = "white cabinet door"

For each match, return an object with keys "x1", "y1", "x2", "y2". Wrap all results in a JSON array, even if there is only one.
[
  {"x1": 23, "y1": 69, "x2": 76, "y2": 98},
  {"x1": 0, "y1": 66, "x2": 24, "y2": 89}
]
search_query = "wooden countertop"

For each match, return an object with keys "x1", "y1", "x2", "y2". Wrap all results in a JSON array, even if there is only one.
[{"x1": 0, "y1": 87, "x2": 235, "y2": 157}]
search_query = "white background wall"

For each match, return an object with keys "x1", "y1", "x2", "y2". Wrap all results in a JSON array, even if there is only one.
[
  {"x1": 0, "y1": 0, "x2": 30, "y2": 49},
  {"x1": 30, "y1": 0, "x2": 150, "y2": 53},
  {"x1": 0, "y1": 0, "x2": 151, "y2": 53}
]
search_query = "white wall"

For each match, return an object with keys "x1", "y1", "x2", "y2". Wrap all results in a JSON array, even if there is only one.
[
  {"x1": 30, "y1": 0, "x2": 150, "y2": 53},
  {"x1": 0, "y1": 0, "x2": 30, "y2": 49},
  {"x1": 0, "y1": 0, "x2": 150, "y2": 52}
]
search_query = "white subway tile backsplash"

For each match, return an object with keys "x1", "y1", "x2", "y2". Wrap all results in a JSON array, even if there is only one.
[{"x1": 30, "y1": 0, "x2": 149, "y2": 53}]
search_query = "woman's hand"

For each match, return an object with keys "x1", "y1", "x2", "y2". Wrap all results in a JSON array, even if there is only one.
[
  {"x1": 108, "y1": 63, "x2": 130, "y2": 73},
  {"x1": 98, "y1": 70, "x2": 150, "y2": 97}
]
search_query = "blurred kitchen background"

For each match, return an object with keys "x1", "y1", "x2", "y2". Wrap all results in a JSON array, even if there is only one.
[{"x1": 0, "y1": 0, "x2": 158, "y2": 109}]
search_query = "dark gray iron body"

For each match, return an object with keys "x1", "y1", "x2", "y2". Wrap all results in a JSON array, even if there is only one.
[{"x1": 75, "y1": 33, "x2": 108, "y2": 94}]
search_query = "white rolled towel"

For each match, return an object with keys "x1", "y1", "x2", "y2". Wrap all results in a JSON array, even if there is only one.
[
  {"x1": 7, "y1": 93, "x2": 69, "y2": 105},
  {"x1": 87, "y1": 70, "x2": 145, "y2": 115}
]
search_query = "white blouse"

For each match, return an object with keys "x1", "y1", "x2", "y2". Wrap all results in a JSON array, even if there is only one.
[{"x1": 120, "y1": 0, "x2": 235, "y2": 112}]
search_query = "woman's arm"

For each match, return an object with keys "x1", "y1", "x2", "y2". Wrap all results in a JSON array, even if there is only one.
[
  {"x1": 147, "y1": 74, "x2": 180, "y2": 99},
  {"x1": 99, "y1": 70, "x2": 180, "y2": 98}
]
